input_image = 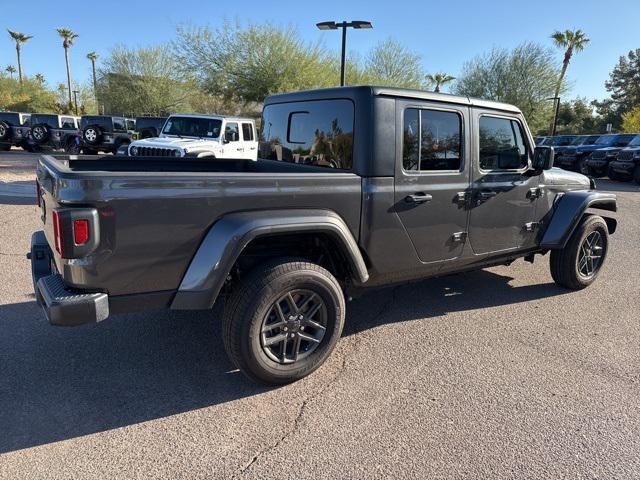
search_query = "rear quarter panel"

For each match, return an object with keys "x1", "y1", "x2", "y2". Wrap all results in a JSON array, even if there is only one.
[{"x1": 38, "y1": 165, "x2": 362, "y2": 296}]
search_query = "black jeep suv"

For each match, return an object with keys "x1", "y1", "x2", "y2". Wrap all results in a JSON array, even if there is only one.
[
  {"x1": 80, "y1": 116, "x2": 135, "y2": 154},
  {"x1": 27, "y1": 114, "x2": 81, "y2": 153},
  {"x1": 135, "y1": 116, "x2": 167, "y2": 139},
  {"x1": 584, "y1": 134, "x2": 638, "y2": 177},
  {"x1": 608, "y1": 135, "x2": 640, "y2": 183},
  {"x1": 0, "y1": 112, "x2": 31, "y2": 150}
]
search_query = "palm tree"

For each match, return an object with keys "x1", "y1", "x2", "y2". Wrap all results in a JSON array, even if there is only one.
[
  {"x1": 7, "y1": 30, "x2": 33, "y2": 84},
  {"x1": 550, "y1": 29, "x2": 590, "y2": 134},
  {"x1": 56, "y1": 28, "x2": 79, "y2": 106},
  {"x1": 86, "y1": 51, "x2": 99, "y2": 102},
  {"x1": 425, "y1": 72, "x2": 456, "y2": 93},
  {"x1": 5, "y1": 65, "x2": 16, "y2": 79},
  {"x1": 35, "y1": 73, "x2": 45, "y2": 84}
]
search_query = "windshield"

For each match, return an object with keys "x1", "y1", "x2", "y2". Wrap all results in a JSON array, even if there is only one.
[
  {"x1": 628, "y1": 135, "x2": 640, "y2": 147},
  {"x1": 162, "y1": 116, "x2": 222, "y2": 138},
  {"x1": 614, "y1": 134, "x2": 636, "y2": 147},
  {"x1": 570, "y1": 136, "x2": 586, "y2": 145},
  {"x1": 594, "y1": 135, "x2": 615, "y2": 145}
]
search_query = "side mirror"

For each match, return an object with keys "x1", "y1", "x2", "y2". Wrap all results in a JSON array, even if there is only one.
[{"x1": 533, "y1": 146, "x2": 554, "y2": 171}]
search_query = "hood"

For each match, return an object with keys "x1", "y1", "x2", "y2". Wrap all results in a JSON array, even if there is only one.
[
  {"x1": 576, "y1": 144, "x2": 609, "y2": 153},
  {"x1": 131, "y1": 136, "x2": 222, "y2": 151},
  {"x1": 544, "y1": 167, "x2": 591, "y2": 187}
]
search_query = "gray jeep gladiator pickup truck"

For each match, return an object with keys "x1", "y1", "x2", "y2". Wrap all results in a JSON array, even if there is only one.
[{"x1": 30, "y1": 86, "x2": 617, "y2": 384}]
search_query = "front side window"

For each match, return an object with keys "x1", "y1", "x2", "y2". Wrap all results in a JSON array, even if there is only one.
[
  {"x1": 479, "y1": 116, "x2": 528, "y2": 170},
  {"x1": 225, "y1": 122, "x2": 239, "y2": 142},
  {"x1": 126, "y1": 119, "x2": 136, "y2": 131},
  {"x1": 260, "y1": 99, "x2": 354, "y2": 170},
  {"x1": 242, "y1": 122, "x2": 254, "y2": 141},
  {"x1": 402, "y1": 108, "x2": 462, "y2": 172},
  {"x1": 112, "y1": 118, "x2": 126, "y2": 131}
]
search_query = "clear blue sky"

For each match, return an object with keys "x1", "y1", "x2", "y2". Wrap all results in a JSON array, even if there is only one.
[{"x1": 2, "y1": 0, "x2": 638, "y2": 100}]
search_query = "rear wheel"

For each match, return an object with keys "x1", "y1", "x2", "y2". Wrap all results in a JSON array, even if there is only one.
[
  {"x1": 64, "y1": 137, "x2": 81, "y2": 154},
  {"x1": 222, "y1": 258, "x2": 345, "y2": 384},
  {"x1": 550, "y1": 215, "x2": 609, "y2": 290}
]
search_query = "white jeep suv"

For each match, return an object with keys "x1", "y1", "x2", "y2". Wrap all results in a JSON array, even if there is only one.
[{"x1": 127, "y1": 114, "x2": 258, "y2": 160}]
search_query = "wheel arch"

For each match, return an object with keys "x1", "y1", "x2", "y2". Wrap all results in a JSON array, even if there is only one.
[
  {"x1": 170, "y1": 209, "x2": 368, "y2": 310},
  {"x1": 540, "y1": 190, "x2": 617, "y2": 249}
]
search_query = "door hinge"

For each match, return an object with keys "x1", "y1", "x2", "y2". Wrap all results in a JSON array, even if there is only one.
[
  {"x1": 452, "y1": 231, "x2": 467, "y2": 243},
  {"x1": 455, "y1": 191, "x2": 467, "y2": 207},
  {"x1": 524, "y1": 222, "x2": 539, "y2": 232},
  {"x1": 528, "y1": 187, "x2": 543, "y2": 199}
]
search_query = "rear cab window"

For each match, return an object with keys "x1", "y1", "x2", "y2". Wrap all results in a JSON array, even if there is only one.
[
  {"x1": 478, "y1": 115, "x2": 528, "y2": 171},
  {"x1": 31, "y1": 114, "x2": 59, "y2": 129},
  {"x1": 260, "y1": 99, "x2": 354, "y2": 170}
]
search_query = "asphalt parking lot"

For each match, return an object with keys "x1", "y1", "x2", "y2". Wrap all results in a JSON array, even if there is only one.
[{"x1": 1, "y1": 152, "x2": 639, "y2": 479}]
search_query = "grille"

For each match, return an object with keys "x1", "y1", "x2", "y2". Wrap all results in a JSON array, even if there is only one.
[
  {"x1": 591, "y1": 150, "x2": 607, "y2": 160},
  {"x1": 135, "y1": 146, "x2": 179, "y2": 157},
  {"x1": 617, "y1": 150, "x2": 635, "y2": 161}
]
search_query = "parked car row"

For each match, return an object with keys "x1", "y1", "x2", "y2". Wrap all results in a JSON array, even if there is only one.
[
  {"x1": 0, "y1": 111, "x2": 167, "y2": 154},
  {"x1": 536, "y1": 133, "x2": 640, "y2": 184}
]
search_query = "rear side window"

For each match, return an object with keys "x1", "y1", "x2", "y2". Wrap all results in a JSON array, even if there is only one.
[
  {"x1": 260, "y1": 99, "x2": 354, "y2": 170},
  {"x1": 479, "y1": 116, "x2": 528, "y2": 170},
  {"x1": 403, "y1": 108, "x2": 462, "y2": 172},
  {"x1": 242, "y1": 122, "x2": 254, "y2": 141}
]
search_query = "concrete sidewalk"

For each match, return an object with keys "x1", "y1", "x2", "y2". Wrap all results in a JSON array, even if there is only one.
[{"x1": 0, "y1": 181, "x2": 35, "y2": 198}]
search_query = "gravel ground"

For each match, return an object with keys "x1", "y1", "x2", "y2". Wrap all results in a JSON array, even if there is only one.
[{"x1": 0, "y1": 152, "x2": 639, "y2": 479}]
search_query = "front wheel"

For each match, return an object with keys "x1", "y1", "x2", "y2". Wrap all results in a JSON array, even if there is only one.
[
  {"x1": 550, "y1": 215, "x2": 609, "y2": 290},
  {"x1": 634, "y1": 165, "x2": 640, "y2": 185},
  {"x1": 222, "y1": 259, "x2": 345, "y2": 384}
]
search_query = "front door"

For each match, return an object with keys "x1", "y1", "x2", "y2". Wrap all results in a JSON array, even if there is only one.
[
  {"x1": 394, "y1": 102, "x2": 471, "y2": 263},
  {"x1": 467, "y1": 112, "x2": 539, "y2": 254}
]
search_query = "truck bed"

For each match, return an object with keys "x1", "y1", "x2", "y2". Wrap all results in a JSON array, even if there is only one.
[{"x1": 37, "y1": 155, "x2": 363, "y2": 297}]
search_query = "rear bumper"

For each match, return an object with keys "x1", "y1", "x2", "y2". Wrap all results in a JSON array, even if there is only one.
[{"x1": 30, "y1": 231, "x2": 109, "y2": 326}]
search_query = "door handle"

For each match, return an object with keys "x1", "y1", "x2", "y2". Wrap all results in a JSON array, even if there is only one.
[
  {"x1": 478, "y1": 190, "x2": 497, "y2": 202},
  {"x1": 405, "y1": 193, "x2": 433, "y2": 204}
]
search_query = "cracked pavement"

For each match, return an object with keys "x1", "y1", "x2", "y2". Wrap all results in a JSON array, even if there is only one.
[{"x1": 0, "y1": 161, "x2": 639, "y2": 478}]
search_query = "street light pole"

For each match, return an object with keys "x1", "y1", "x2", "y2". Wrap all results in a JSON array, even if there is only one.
[
  {"x1": 547, "y1": 96, "x2": 561, "y2": 136},
  {"x1": 316, "y1": 20, "x2": 373, "y2": 87},
  {"x1": 72, "y1": 90, "x2": 80, "y2": 115}
]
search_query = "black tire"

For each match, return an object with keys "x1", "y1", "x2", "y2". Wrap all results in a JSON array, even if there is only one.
[
  {"x1": 607, "y1": 167, "x2": 619, "y2": 181},
  {"x1": 550, "y1": 215, "x2": 609, "y2": 290},
  {"x1": 222, "y1": 258, "x2": 346, "y2": 385},
  {"x1": 30, "y1": 124, "x2": 50, "y2": 144},
  {"x1": 64, "y1": 137, "x2": 81, "y2": 154},
  {"x1": 83, "y1": 125, "x2": 103, "y2": 145},
  {"x1": 577, "y1": 156, "x2": 590, "y2": 175},
  {"x1": 0, "y1": 121, "x2": 12, "y2": 141},
  {"x1": 0, "y1": 143, "x2": 11, "y2": 151},
  {"x1": 634, "y1": 165, "x2": 640, "y2": 185}
]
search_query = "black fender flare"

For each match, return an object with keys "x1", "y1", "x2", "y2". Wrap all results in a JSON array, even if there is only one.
[
  {"x1": 170, "y1": 209, "x2": 369, "y2": 310},
  {"x1": 540, "y1": 190, "x2": 617, "y2": 249}
]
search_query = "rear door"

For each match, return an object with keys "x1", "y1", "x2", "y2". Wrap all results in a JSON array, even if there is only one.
[
  {"x1": 393, "y1": 101, "x2": 471, "y2": 263},
  {"x1": 467, "y1": 111, "x2": 539, "y2": 254},
  {"x1": 241, "y1": 122, "x2": 258, "y2": 159}
]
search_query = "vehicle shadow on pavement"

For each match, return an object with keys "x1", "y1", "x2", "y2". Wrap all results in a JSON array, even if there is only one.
[
  {"x1": 0, "y1": 301, "x2": 267, "y2": 454},
  {"x1": 344, "y1": 268, "x2": 570, "y2": 336},
  {"x1": 0, "y1": 269, "x2": 567, "y2": 454}
]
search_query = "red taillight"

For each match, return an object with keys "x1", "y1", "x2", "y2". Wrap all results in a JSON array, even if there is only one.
[
  {"x1": 52, "y1": 210, "x2": 63, "y2": 255},
  {"x1": 73, "y1": 219, "x2": 89, "y2": 245},
  {"x1": 35, "y1": 178, "x2": 42, "y2": 207}
]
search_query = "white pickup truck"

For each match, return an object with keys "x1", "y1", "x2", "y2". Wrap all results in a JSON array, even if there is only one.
[{"x1": 127, "y1": 114, "x2": 258, "y2": 160}]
